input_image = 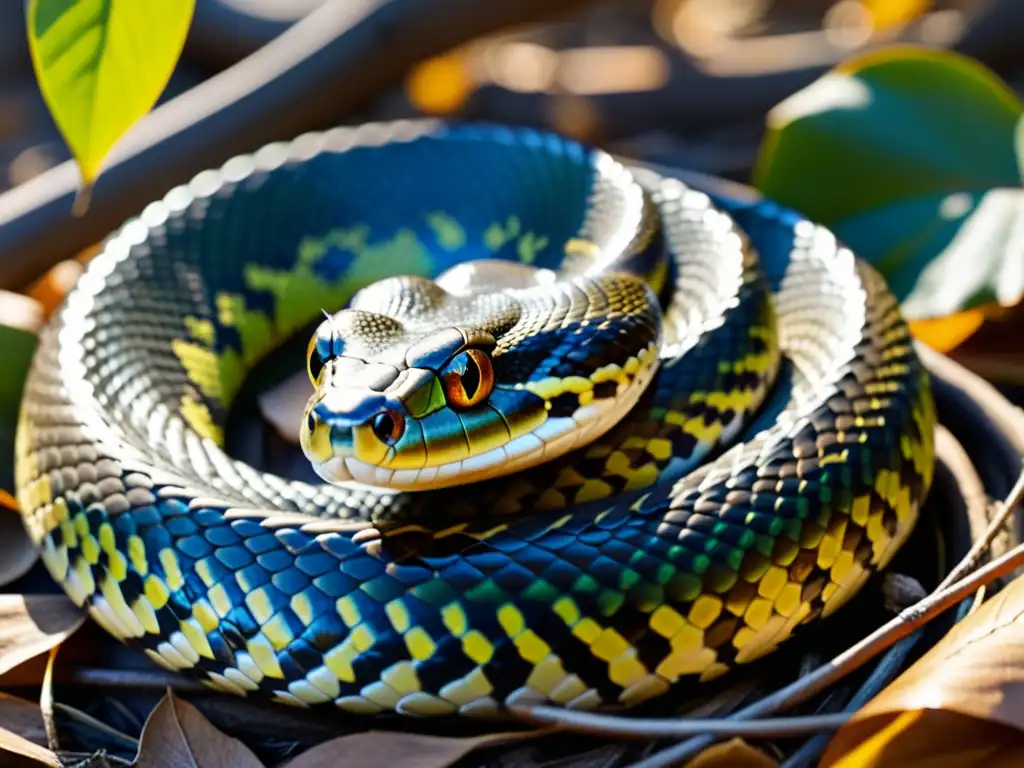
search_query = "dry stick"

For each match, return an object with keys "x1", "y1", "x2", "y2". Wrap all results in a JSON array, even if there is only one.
[
  {"x1": 940, "y1": 464, "x2": 1024, "y2": 591},
  {"x1": 64, "y1": 668, "x2": 208, "y2": 692},
  {"x1": 509, "y1": 710, "x2": 849, "y2": 740},
  {"x1": 52, "y1": 703, "x2": 139, "y2": 748},
  {"x1": 626, "y1": 468, "x2": 1024, "y2": 768}
]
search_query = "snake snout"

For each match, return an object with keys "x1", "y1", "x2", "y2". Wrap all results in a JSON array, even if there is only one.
[{"x1": 300, "y1": 402, "x2": 344, "y2": 464}]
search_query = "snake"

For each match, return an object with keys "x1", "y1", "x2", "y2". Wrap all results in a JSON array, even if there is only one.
[{"x1": 15, "y1": 120, "x2": 935, "y2": 717}]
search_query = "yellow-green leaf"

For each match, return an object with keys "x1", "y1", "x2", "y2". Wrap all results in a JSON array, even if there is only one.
[{"x1": 26, "y1": 0, "x2": 195, "y2": 185}]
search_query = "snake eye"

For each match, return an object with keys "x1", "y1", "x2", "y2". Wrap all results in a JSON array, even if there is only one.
[
  {"x1": 371, "y1": 410, "x2": 405, "y2": 445},
  {"x1": 307, "y1": 335, "x2": 329, "y2": 385},
  {"x1": 441, "y1": 349, "x2": 494, "y2": 410}
]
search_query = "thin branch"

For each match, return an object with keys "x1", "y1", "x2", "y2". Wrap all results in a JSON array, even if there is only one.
[
  {"x1": 510, "y1": 708, "x2": 849, "y2": 739},
  {"x1": 941, "y1": 462, "x2": 1024, "y2": 590},
  {"x1": 52, "y1": 703, "x2": 139, "y2": 748},
  {"x1": 64, "y1": 667, "x2": 208, "y2": 692}
]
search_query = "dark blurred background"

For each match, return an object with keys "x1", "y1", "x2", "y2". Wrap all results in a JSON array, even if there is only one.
[{"x1": 0, "y1": 0, "x2": 1016, "y2": 195}]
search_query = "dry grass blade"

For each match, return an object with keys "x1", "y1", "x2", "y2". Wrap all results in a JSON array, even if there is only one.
[
  {"x1": 134, "y1": 690, "x2": 264, "y2": 768},
  {"x1": 0, "y1": 692, "x2": 59, "y2": 767},
  {"x1": 280, "y1": 729, "x2": 547, "y2": 768},
  {"x1": 820, "y1": 572, "x2": 1024, "y2": 765},
  {"x1": 688, "y1": 738, "x2": 780, "y2": 768},
  {"x1": 0, "y1": 595, "x2": 84, "y2": 678}
]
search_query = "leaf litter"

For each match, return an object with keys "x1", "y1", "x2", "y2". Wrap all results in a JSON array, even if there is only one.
[{"x1": 822, "y1": 568, "x2": 1024, "y2": 765}]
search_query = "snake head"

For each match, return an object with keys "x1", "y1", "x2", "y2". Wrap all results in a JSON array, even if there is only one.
[{"x1": 300, "y1": 273, "x2": 661, "y2": 491}]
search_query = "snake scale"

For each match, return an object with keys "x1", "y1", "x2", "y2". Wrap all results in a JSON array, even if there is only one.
[{"x1": 15, "y1": 121, "x2": 935, "y2": 717}]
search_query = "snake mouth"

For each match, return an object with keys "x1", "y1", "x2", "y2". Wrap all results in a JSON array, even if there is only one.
[{"x1": 307, "y1": 355, "x2": 660, "y2": 491}]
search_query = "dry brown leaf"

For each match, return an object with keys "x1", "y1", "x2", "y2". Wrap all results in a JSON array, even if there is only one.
[
  {"x1": 135, "y1": 691, "x2": 264, "y2": 768},
  {"x1": 823, "y1": 710, "x2": 1024, "y2": 768},
  {"x1": 687, "y1": 737, "x2": 779, "y2": 767},
  {"x1": 0, "y1": 492, "x2": 41, "y2": 589},
  {"x1": 0, "y1": 694, "x2": 59, "y2": 768},
  {"x1": 0, "y1": 595, "x2": 84, "y2": 679},
  {"x1": 281, "y1": 729, "x2": 539, "y2": 768},
  {"x1": 822, "y1": 573, "x2": 1024, "y2": 766},
  {"x1": 0, "y1": 729, "x2": 59, "y2": 768},
  {"x1": 0, "y1": 693, "x2": 48, "y2": 748}
]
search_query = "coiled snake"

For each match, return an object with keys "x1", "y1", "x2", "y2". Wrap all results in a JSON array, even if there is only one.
[{"x1": 15, "y1": 121, "x2": 934, "y2": 716}]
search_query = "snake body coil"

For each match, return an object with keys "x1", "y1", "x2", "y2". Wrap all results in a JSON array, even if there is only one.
[{"x1": 15, "y1": 122, "x2": 934, "y2": 716}]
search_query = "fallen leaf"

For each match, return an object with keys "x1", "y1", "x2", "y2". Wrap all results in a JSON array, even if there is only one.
[
  {"x1": 281, "y1": 730, "x2": 541, "y2": 768},
  {"x1": 821, "y1": 573, "x2": 1024, "y2": 765},
  {"x1": 0, "y1": 693, "x2": 59, "y2": 768},
  {"x1": 823, "y1": 710, "x2": 1024, "y2": 768},
  {"x1": 0, "y1": 728, "x2": 60, "y2": 768},
  {"x1": 688, "y1": 738, "x2": 779, "y2": 768},
  {"x1": 135, "y1": 691, "x2": 263, "y2": 768},
  {"x1": 0, "y1": 491, "x2": 41, "y2": 589},
  {"x1": 0, "y1": 595, "x2": 84, "y2": 679},
  {"x1": 0, "y1": 693, "x2": 48, "y2": 748},
  {"x1": 910, "y1": 308, "x2": 987, "y2": 354}
]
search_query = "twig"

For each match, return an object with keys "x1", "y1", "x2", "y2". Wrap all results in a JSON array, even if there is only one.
[
  {"x1": 940, "y1": 463, "x2": 1024, "y2": 590},
  {"x1": 510, "y1": 708, "x2": 849, "y2": 739},
  {"x1": 632, "y1": 470, "x2": 1024, "y2": 768},
  {"x1": 52, "y1": 703, "x2": 139, "y2": 748},
  {"x1": 777, "y1": 633, "x2": 921, "y2": 768},
  {"x1": 63, "y1": 667, "x2": 208, "y2": 692}
]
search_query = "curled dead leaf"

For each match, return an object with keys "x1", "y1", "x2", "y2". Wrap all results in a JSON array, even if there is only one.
[
  {"x1": 0, "y1": 595, "x2": 84, "y2": 680},
  {"x1": 823, "y1": 710, "x2": 1024, "y2": 768},
  {"x1": 910, "y1": 308, "x2": 987, "y2": 354},
  {"x1": 687, "y1": 738, "x2": 779, "y2": 767},
  {"x1": 281, "y1": 729, "x2": 543, "y2": 768},
  {"x1": 0, "y1": 692, "x2": 48, "y2": 748},
  {"x1": 0, "y1": 491, "x2": 41, "y2": 589},
  {"x1": 822, "y1": 573, "x2": 1024, "y2": 766},
  {"x1": 135, "y1": 690, "x2": 263, "y2": 768}
]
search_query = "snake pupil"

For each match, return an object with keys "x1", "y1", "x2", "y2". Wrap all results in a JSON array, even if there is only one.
[
  {"x1": 372, "y1": 411, "x2": 404, "y2": 444},
  {"x1": 441, "y1": 348, "x2": 495, "y2": 410},
  {"x1": 462, "y1": 356, "x2": 481, "y2": 400}
]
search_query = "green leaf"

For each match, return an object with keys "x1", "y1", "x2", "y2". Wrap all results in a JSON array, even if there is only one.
[
  {"x1": 0, "y1": 296, "x2": 42, "y2": 497},
  {"x1": 753, "y1": 47, "x2": 1024, "y2": 320},
  {"x1": 26, "y1": 0, "x2": 195, "y2": 185}
]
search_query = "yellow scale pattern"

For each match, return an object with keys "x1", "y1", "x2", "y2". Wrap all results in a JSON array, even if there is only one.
[{"x1": 13, "y1": 148, "x2": 935, "y2": 720}]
